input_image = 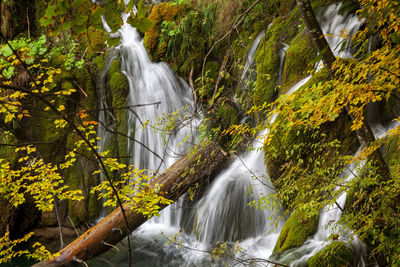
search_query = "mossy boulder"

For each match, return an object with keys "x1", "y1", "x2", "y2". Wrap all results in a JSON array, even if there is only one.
[
  {"x1": 281, "y1": 30, "x2": 317, "y2": 93},
  {"x1": 273, "y1": 209, "x2": 319, "y2": 255},
  {"x1": 253, "y1": 41, "x2": 280, "y2": 106},
  {"x1": 306, "y1": 241, "x2": 354, "y2": 267},
  {"x1": 264, "y1": 9, "x2": 302, "y2": 45}
]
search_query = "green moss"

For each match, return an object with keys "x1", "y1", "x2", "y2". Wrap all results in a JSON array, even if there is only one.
[
  {"x1": 281, "y1": 30, "x2": 317, "y2": 93},
  {"x1": 264, "y1": 114, "x2": 312, "y2": 184},
  {"x1": 253, "y1": 41, "x2": 280, "y2": 106},
  {"x1": 93, "y1": 56, "x2": 105, "y2": 71},
  {"x1": 264, "y1": 6, "x2": 302, "y2": 45},
  {"x1": 110, "y1": 71, "x2": 129, "y2": 109},
  {"x1": 109, "y1": 59, "x2": 129, "y2": 115},
  {"x1": 273, "y1": 209, "x2": 319, "y2": 254},
  {"x1": 88, "y1": 27, "x2": 107, "y2": 52},
  {"x1": 197, "y1": 61, "x2": 220, "y2": 101},
  {"x1": 65, "y1": 133, "x2": 100, "y2": 225},
  {"x1": 73, "y1": 67, "x2": 97, "y2": 119},
  {"x1": 263, "y1": 0, "x2": 296, "y2": 18},
  {"x1": 307, "y1": 241, "x2": 354, "y2": 267}
]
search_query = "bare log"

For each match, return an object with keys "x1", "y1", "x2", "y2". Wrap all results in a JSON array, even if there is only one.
[{"x1": 34, "y1": 143, "x2": 228, "y2": 267}]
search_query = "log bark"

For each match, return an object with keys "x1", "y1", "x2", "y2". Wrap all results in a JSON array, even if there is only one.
[{"x1": 33, "y1": 143, "x2": 228, "y2": 267}]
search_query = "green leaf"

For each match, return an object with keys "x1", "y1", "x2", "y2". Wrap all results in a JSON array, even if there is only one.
[
  {"x1": 3, "y1": 66, "x2": 14, "y2": 79},
  {"x1": 129, "y1": 17, "x2": 154, "y2": 33}
]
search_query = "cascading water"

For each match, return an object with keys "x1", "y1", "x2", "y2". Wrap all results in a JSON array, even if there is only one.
[{"x1": 239, "y1": 31, "x2": 266, "y2": 90}]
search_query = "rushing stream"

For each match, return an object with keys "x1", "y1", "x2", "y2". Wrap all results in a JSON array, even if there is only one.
[{"x1": 88, "y1": 2, "x2": 393, "y2": 266}]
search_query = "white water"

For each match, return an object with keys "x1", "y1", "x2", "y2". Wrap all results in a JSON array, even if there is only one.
[{"x1": 239, "y1": 31, "x2": 265, "y2": 90}]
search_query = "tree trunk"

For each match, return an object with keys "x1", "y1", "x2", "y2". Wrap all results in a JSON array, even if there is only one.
[
  {"x1": 296, "y1": 0, "x2": 390, "y2": 180},
  {"x1": 33, "y1": 143, "x2": 228, "y2": 267},
  {"x1": 296, "y1": 0, "x2": 390, "y2": 265}
]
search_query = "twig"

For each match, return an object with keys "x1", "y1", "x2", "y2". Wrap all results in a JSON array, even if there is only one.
[
  {"x1": 73, "y1": 81, "x2": 88, "y2": 98},
  {"x1": 68, "y1": 216, "x2": 80, "y2": 238},
  {"x1": 189, "y1": 68, "x2": 197, "y2": 113},
  {"x1": 211, "y1": 48, "x2": 231, "y2": 103},
  {"x1": 53, "y1": 198, "x2": 65, "y2": 249},
  {"x1": 103, "y1": 241, "x2": 120, "y2": 252},
  {"x1": 161, "y1": 233, "x2": 289, "y2": 267},
  {"x1": 26, "y1": 7, "x2": 30, "y2": 39},
  {"x1": 73, "y1": 257, "x2": 89, "y2": 267}
]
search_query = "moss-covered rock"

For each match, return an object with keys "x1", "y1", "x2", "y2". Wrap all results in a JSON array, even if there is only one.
[
  {"x1": 281, "y1": 30, "x2": 318, "y2": 93},
  {"x1": 253, "y1": 41, "x2": 280, "y2": 106},
  {"x1": 273, "y1": 209, "x2": 319, "y2": 254},
  {"x1": 306, "y1": 241, "x2": 354, "y2": 267}
]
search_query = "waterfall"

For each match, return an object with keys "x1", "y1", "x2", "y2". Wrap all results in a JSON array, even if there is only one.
[
  {"x1": 239, "y1": 31, "x2": 266, "y2": 90},
  {"x1": 103, "y1": 14, "x2": 198, "y2": 173},
  {"x1": 277, "y1": 44, "x2": 289, "y2": 86}
]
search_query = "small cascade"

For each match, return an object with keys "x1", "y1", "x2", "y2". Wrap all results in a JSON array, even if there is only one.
[
  {"x1": 277, "y1": 44, "x2": 289, "y2": 86},
  {"x1": 193, "y1": 129, "x2": 283, "y2": 244},
  {"x1": 239, "y1": 31, "x2": 266, "y2": 90},
  {"x1": 318, "y1": 3, "x2": 362, "y2": 58}
]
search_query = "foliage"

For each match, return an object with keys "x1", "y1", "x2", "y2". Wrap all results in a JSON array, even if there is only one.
[
  {"x1": 90, "y1": 163, "x2": 173, "y2": 219},
  {"x1": 0, "y1": 146, "x2": 83, "y2": 212},
  {"x1": 0, "y1": 232, "x2": 57, "y2": 263}
]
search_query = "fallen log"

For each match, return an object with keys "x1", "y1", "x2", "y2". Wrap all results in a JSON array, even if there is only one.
[{"x1": 34, "y1": 143, "x2": 227, "y2": 266}]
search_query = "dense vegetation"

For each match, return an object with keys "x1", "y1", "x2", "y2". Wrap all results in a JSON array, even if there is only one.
[{"x1": 0, "y1": 0, "x2": 399, "y2": 266}]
